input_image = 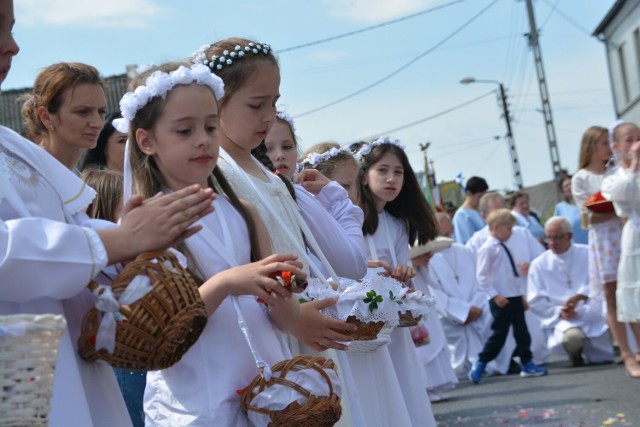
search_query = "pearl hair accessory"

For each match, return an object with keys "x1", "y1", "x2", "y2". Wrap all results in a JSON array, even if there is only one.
[
  {"x1": 192, "y1": 42, "x2": 272, "y2": 71},
  {"x1": 112, "y1": 63, "x2": 224, "y2": 134},
  {"x1": 353, "y1": 136, "x2": 406, "y2": 161}
]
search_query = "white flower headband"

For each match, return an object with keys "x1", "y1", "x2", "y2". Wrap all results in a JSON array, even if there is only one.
[
  {"x1": 276, "y1": 111, "x2": 296, "y2": 133},
  {"x1": 112, "y1": 63, "x2": 225, "y2": 133},
  {"x1": 353, "y1": 136, "x2": 406, "y2": 161},
  {"x1": 192, "y1": 42, "x2": 272, "y2": 71},
  {"x1": 299, "y1": 146, "x2": 353, "y2": 169}
]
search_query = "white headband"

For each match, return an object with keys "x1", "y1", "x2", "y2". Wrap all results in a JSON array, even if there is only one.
[
  {"x1": 192, "y1": 42, "x2": 272, "y2": 71},
  {"x1": 353, "y1": 136, "x2": 405, "y2": 161},
  {"x1": 113, "y1": 63, "x2": 225, "y2": 133},
  {"x1": 299, "y1": 146, "x2": 353, "y2": 169},
  {"x1": 276, "y1": 111, "x2": 296, "y2": 133}
]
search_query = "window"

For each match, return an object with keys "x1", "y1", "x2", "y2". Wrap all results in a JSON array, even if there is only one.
[{"x1": 618, "y1": 42, "x2": 630, "y2": 104}]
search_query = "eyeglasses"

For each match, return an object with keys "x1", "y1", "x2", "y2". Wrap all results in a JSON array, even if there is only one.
[{"x1": 545, "y1": 233, "x2": 569, "y2": 241}]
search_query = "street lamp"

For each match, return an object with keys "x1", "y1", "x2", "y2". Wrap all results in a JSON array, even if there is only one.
[{"x1": 460, "y1": 77, "x2": 524, "y2": 190}]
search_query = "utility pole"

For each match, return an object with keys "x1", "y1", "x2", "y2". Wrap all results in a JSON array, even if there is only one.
[
  {"x1": 498, "y1": 82, "x2": 524, "y2": 190},
  {"x1": 460, "y1": 77, "x2": 524, "y2": 190},
  {"x1": 524, "y1": 0, "x2": 563, "y2": 181},
  {"x1": 419, "y1": 142, "x2": 436, "y2": 210}
]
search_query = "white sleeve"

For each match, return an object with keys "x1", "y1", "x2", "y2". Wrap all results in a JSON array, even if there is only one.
[
  {"x1": 527, "y1": 261, "x2": 561, "y2": 329},
  {"x1": 296, "y1": 183, "x2": 367, "y2": 280},
  {"x1": 0, "y1": 217, "x2": 108, "y2": 302},
  {"x1": 602, "y1": 168, "x2": 639, "y2": 212},
  {"x1": 571, "y1": 172, "x2": 592, "y2": 211},
  {"x1": 476, "y1": 244, "x2": 498, "y2": 298}
]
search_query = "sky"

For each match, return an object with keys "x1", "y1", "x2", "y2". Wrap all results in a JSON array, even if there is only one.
[{"x1": 6, "y1": 0, "x2": 617, "y2": 191}]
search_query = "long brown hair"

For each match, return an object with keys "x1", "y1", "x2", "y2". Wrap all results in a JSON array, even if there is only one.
[
  {"x1": 82, "y1": 167, "x2": 123, "y2": 223},
  {"x1": 578, "y1": 126, "x2": 607, "y2": 169},
  {"x1": 126, "y1": 62, "x2": 260, "y2": 281},
  {"x1": 356, "y1": 142, "x2": 437, "y2": 245}
]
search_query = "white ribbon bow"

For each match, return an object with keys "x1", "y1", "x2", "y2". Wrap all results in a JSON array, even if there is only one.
[{"x1": 93, "y1": 275, "x2": 153, "y2": 354}]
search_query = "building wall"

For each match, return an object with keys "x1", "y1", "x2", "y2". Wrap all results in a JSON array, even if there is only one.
[{"x1": 599, "y1": 1, "x2": 640, "y2": 123}]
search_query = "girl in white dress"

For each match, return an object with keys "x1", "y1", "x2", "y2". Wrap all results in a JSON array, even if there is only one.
[
  {"x1": 602, "y1": 122, "x2": 640, "y2": 377},
  {"x1": 0, "y1": 7, "x2": 215, "y2": 425},
  {"x1": 354, "y1": 137, "x2": 439, "y2": 426},
  {"x1": 110, "y1": 62, "x2": 303, "y2": 425},
  {"x1": 192, "y1": 38, "x2": 371, "y2": 426},
  {"x1": 298, "y1": 142, "x2": 416, "y2": 426},
  {"x1": 571, "y1": 125, "x2": 637, "y2": 376}
]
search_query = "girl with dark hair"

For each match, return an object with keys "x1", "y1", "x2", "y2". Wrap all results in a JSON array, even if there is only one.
[
  {"x1": 355, "y1": 136, "x2": 438, "y2": 426},
  {"x1": 80, "y1": 112, "x2": 127, "y2": 172}
]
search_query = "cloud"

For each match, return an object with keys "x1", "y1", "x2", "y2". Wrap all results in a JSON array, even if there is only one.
[
  {"x1": 306, "y1": 50, "x2": 350, "y2": 62},
  {"x1": 323, "y1": 0, "x2": 440, "y2": 23},
  {"x1": 16, "y1": 0, "x2": 170, "y2": 29}
]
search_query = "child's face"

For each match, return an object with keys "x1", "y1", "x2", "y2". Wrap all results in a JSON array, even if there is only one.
[
  {"x1": 591, "y1": 131, "x2": 612, "y2": 165},
  {"x1": 328, "y1": 161, "x2": 359, "y2": 203},
  {"x1": 137, "y1": 84, "x2": 219, "y2": 191},
  {"x1": 0, "y1": 0, "x2": 19, "y2": 86},
  {"x1": 491, "y1": 223, "x2": 513, "y2": 242},
  {"x1": 265, "y1": 120, "x2": 296, "y2": 180},
  {"x1": 614, "y1": 123, "x2": 640, "y2": 167},
  {"x1": 105, "y1": 130, "x2": 127, "y2": 172},
  {"x1": 219, "y1": 62, "x2": 280, "y2": 152},
  {"x1": 363, "y1": 152, "x2": 404, "y2": 212}
]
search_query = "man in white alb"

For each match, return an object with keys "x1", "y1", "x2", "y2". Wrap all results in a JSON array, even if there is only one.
[
  {"x1": 527, "y1": 217, "x2": 614, "y2": 366},
  {"x1": 426, "y1": 213, "x2": 515, "y2": 378}
]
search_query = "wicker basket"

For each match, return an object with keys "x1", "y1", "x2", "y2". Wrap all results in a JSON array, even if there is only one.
[
  {"x1": 240, "y1": 355, "x2": 342, "y2": 427},
  {"x1": 77, "y1": 251, "x2": 207, "y2": 370},
  {"x1": 398, "y1": 311, "x2": 422, "y2": 328},
  {"x1": 333, "y1": 315, "x2": 385, "y2": 341},
  {"x1": 0, "y1": 314, "x2": 67, "y2": 427}
]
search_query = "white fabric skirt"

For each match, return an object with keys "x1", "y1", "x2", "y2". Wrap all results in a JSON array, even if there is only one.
[
  {"x1": 588, "y1": 220, "x2": 622, "y2": 291},
  {"x1": 617, "y1": 218, "x2": 640, "y2": 322}
]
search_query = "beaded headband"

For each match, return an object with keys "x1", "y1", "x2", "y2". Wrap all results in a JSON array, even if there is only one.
[
  {"x1": 299, "y1": 146, "x2": 353, "y2": 169},
  {"x1": 112, "y1": 64, "x2": 224, "y2": 134},
  {"x1": 353, "y1": 136, "x2": 406, "y2": 161},
  {"x1": 276, "y1": 111, "x2": 296, "y2": 133},
  {"x1": 192, "y1": 42, "x2": 272, "y2": 71}
]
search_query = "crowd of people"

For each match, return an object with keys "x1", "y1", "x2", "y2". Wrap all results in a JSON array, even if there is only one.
[{"x1": 1, "y1": 0, "x2": 639, "y2": 425}]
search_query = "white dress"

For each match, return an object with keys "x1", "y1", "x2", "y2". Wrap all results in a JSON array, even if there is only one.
[
  {"x1": 572, "y1": 168, "x2": 623, "y2": 292},
  {"x1": 412, "y1": 266, "x2": 458, "y2": 397},
  {"x1": 217, "y1": 155, "x2": 362, "y2": 427},
  {"x1": 527, "y1": 244, "x2": 614, "y2": 363},
  {"x1": 365, "y1": 211, "x2": 436, "y2": 427},
  {"x1": 144, "y1": 196, "x2": 291, "y2": 426},
  {"x1": 602, "y1": 167, "x2": 640, "y2": 322},
  {"x1": 425, "y1": 243, "x2": 515, "y2": 378},
  {"x1": 0, "y1": 126, "x2": 132, "y2": 427}
]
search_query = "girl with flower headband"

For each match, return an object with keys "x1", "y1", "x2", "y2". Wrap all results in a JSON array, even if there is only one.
[
  {"x1": 299, "y1": 142, "x2": 360, "y2": 202},
  {"x1": 571, "y1": 126, "x2": 636, "y2": 375},
  {"x1": 0, "y1": 3, "x2": 215, "y2": 425},
  {"x1": 355, "y1": 136, "x2": 438, "y2": 426},
  {"x1": 193, "y1": 37, "x2": 371, "y2": 426},
  {"x1": 602, "y1": 122, "x2": 640, "y2": 378},
  {"x1": 115, "y1": 61, "x2": 304, "y2": 425}
]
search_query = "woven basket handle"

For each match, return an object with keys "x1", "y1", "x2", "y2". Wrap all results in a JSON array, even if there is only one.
[{"x1": 232, "y1": 296, "x2": 272, "y2": 380}]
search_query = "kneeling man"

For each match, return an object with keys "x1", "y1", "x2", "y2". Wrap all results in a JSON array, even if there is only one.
[{"x1": 527, "y1": 217, "x2": 614, "y2": 366}]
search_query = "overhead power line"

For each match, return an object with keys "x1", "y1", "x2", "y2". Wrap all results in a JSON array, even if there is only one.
[
  {"x1": 293, "y1": 0, "x2": 500, "y2": 118},
  {"x1": 351, "y1": 90, "x2": 495, "y2": 142},
  {"x1": 277, "y1": 0, "x2": 467, "y2": 53}
]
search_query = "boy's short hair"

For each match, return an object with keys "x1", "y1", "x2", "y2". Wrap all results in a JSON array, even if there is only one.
[
  {"x1": 466, "y1": 176, "x2": 489, "y2": 195},
  {"x1": 486, "y1": 208, "x2": 516, "y2": 227}
]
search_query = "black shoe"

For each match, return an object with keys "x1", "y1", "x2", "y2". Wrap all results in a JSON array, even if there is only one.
[
  {"x1": 569, "y1": 353, "x2": 585, "y2": 367},
  {"x1": 507, "y1": 359, "x2": 521, "y2": 375}
]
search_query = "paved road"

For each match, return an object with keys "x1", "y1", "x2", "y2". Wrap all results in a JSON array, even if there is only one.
[{"x1": 432, "y1": 357, "x2": 638, "y2": 427}]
